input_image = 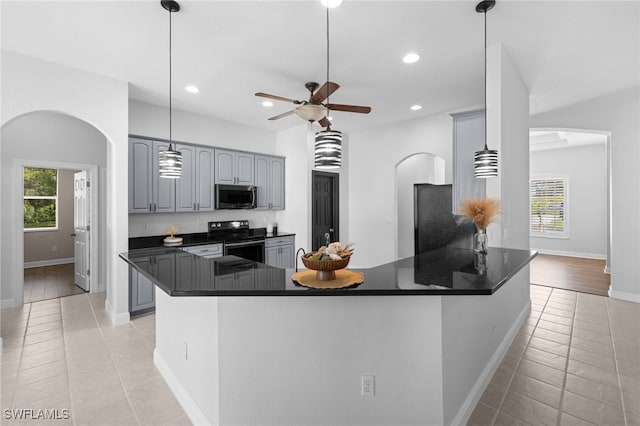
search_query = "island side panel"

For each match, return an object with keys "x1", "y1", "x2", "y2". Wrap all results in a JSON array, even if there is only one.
[
  {"x1": 217, "y1": 296, "x2": 445, "y2": 426},
  {"x1": 154, "y1": 290, "x2": 221, "y2": 425},
  {"x1": 441, "y1": 265, "x2": 531, "y2": 425}
]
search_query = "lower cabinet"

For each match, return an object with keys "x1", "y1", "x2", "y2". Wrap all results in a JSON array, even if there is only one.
[
  {"x1": 265, "y1": 235, "x2": 295, "y2": 269},
  {"x1": 129, "y1": 253, "x2": 175, "y2": 316}
]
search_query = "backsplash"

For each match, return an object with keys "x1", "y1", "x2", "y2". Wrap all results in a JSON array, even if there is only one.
[{"x1": 128, "y1": 210, "x2": 278, "y2": 237}]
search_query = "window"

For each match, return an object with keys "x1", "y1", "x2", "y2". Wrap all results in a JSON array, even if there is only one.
[
  {"x1": 23, "y1": 167, "x2": 58, "y2": 231},
  {"x1": 530, "y1": 177, "x2": 568, "y2": 238}
]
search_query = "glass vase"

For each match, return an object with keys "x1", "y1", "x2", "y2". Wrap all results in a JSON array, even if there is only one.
[{"x1": 473, "y1": 229, "x2": 488, "y2": 254}]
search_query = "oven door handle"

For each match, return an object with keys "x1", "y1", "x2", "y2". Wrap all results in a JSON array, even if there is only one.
[{"x1": 225, "y1": 240, "x2": 265, "y2": 249}]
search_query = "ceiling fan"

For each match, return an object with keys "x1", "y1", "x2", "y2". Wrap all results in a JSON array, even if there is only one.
[{"x1": 255, "y1": 81, "x2": 371, "y2": 127}]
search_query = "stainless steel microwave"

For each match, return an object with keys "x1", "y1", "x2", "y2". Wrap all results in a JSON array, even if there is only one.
[{"x1": 215, "y1": 184, "x2": 256, "y2": 209}]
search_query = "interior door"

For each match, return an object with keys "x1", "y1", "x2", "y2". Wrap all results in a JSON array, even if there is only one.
[
  {"x1": 311, "y1": 171, "x2": 339, "y2": 250},
  {"x1": 74, "y1": 171, "x2": 90, "y2": 291}
]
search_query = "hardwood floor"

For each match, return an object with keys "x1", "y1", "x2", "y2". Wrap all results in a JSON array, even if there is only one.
[
  {"x1": 530, "y1": 254, "x2": 610, "y2": 296},
  {"x1": 23, "y1": 263, "x2": 87, "y2": 303}
]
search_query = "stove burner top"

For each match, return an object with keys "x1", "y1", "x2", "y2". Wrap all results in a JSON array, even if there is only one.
[{"x1": 207, "y1": 220, "x2": 265, "y2": 243}]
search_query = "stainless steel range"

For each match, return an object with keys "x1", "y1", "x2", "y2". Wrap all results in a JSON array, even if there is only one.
[{"x1": 208, "y1": 220, "x2": 265, "y2": 263}]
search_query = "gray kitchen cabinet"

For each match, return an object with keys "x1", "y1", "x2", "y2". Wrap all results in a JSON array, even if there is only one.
[
  {"x1": 214, "y1": 270, "x2": 254, "y2": 290},
  {"x1": 215, "y1": 149, "x2": 254, "y2": 185},
  {"x1": 265, "y1": 235, "x2": 295, "y2": 269},
  {"x1": 129, "y1": 253, "x2": 174, "y2": 315},
  {"x1": 255, "y1": 155, "x2": 285, "y2": 210},
  {"x1": 128, "y1": 137, "x2": 175, "y2": 213},
  {"x1": 451, "y1": 110, "x2": 486, "y2": 211},
  {"x1": 175, "y1": 144, "x2": 215, "y2": 212}
]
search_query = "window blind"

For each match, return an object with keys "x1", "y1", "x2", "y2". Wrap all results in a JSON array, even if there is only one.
[{"x1": 530, "y1": 177, "x2": 567, "y2": 236}]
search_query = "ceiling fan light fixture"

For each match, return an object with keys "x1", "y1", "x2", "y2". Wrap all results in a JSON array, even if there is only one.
[
  {"x1": 295, "y1": 104, "x2": 327, "y2": 122},
  {"x1": 314, "y1": 128, "x2": 342, "y2": 169}
]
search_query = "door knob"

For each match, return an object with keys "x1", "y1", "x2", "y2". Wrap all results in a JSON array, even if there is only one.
[{"x1": 70, "y1": 233, "x2": 76, "y2": 237}]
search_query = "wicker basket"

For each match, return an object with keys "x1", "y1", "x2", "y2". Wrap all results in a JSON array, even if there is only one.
[{"x1": 301, "y1": 253, "x2": 351, "y2": 281}]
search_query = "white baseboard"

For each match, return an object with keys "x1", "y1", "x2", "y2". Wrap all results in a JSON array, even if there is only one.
[
  {"x1": 532, "y1": 249, "x2": 606, "y2": 260},
  {"x1": 452, "y1": 299, "x2": 532, "y2": 426},
  {"x1": 608, "y1": 288, "x2": 640, "y2": 303},
  {"x1": 24, "y1": 258, "x2": 74, "y2": 269},
  {"x1": 154, "y1": 350, "x2": 211, "y2": 426},
  {"x1": 0, "y1": 298, "x2": 17, "y2": 309},
  {"x1": 104, "y1": 298, "x2": 130, "y2": 326}
]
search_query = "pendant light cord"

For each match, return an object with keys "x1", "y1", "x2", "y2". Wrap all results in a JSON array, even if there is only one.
[
  {"x1": 325, "y1": 5, "x2": 331, "y2": 129},
  {"x1": 169, "y1": 7, "x2": 173, "y2": 145},
  {"x1": 483, "y1": 8, "x2": 488, "y2": 151}
]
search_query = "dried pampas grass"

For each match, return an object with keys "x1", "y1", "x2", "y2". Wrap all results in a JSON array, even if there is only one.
[{"x1": 459, "y1": 197, "x2": 501, "y2": 230}]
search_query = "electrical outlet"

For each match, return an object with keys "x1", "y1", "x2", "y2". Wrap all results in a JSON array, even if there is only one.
[
  {"x1": 361, "y1": 375, "x2": 375, "y2": 396},
  {"x1": 51, "y1": 245, "x2": 58, "y2": 252}
]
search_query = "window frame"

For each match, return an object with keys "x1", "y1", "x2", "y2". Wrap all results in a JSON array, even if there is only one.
[
  {"x1": 529, "y1": 175, "x2": 569, "y2": 239},
  {"x1": 23, "y1": 167, "x2": 59, "y2": 232}
]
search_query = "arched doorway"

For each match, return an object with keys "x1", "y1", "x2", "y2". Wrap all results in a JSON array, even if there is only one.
[
  {"x1": 395, "y1": 153, "x2": 446, "y2": 259},
  {"x1": 1, "y1": 111, "x2": 108, "y2": 307}
]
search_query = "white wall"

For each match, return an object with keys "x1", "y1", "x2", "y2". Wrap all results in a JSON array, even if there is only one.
[
  {"x1": 128, "y1": 100, "x2": 280, "y2": 237},
  {"x1": 530, "y1": 143, "x2": 607, "y2": 259},
  {"x1": 1, "y1": 51, "x2": 129, "y2": 323},
  {"x1": 530, "y1": 87, "x2": 640, "y2": 302},
  {"x1": 348, "y1": 113, "x2": 454, "y2": 267},
  {"x1": 485, "y1": 44, "x2": 531, "y2": 251}
]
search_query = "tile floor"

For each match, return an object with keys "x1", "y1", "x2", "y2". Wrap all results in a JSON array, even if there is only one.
[
  {"x1": 23, "y1": 264, "x2": 86, "y2": 304},
  {"x1": 1, "y1": 292, "x2": 189, "y2": 426},
  {"x1": 1, "y1": 285, "x2": 638, "y2": 426},
  {"x1": 468, "y1": 285, "x2": 640, "y2": 426}
]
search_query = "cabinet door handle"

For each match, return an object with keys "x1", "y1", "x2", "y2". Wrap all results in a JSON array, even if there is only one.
[
  {"x1": 197, "y1": 202, "x2": 200, "y2": 211},
  {"x1": 154, "y1": 203, "x2": 157, "y2": 212},
  {"x1": 149, "y1": 203, "x2": 152, "y2": 212}
]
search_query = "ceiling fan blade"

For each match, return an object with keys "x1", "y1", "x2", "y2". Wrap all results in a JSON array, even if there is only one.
[
  {"x1": 268, "y1": 110, "x2": 296, "y2": 121},
  {"x1": 327, "y1": 103, "x2": 372, "y2": 114},
  {"x1": 318, "y1": 117, "x2": 330, "y2": 128},
  {"x1": 311, "y1": 81, "x2": 340, "y2": 103},
  {"x1": 255, "y1": 92, "x2": 300, "y2": 104}
]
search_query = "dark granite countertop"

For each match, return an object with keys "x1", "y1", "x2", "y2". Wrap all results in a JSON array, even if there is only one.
[
  {"x1": 128, "y1": 229, "x2": 296, "y2": 250},
  {"x1": 120, "y1": 246, "x2": 537, "y2": 296}
]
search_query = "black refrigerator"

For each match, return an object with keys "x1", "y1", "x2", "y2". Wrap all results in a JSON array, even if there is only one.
[{"x1": 414, "y1": 184, "x2": 475, "y2": 255}]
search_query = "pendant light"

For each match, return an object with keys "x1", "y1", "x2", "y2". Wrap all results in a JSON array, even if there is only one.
[
  {"x1": 158, "y1": 0, "x2": 182, "y2": 179},
  {"x1": 474, "y1": 0, "x2": 498, "y2": 178},
  {"x1": 314, "y1": 3, "x2": 342, "y2": 170}
]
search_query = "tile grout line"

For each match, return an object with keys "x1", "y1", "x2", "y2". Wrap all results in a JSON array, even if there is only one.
[
  {"x1": 488, "y1": 286, "x2": 552, "y2": 426},
  {"x1": 605, "y1": 297, "x2": 629, "y2": 426},
  {"x1": 56, "y1": 298, "x2": 76, "y2": 426},
  {"x1": 555, "y1": 288, "x2": 577, "y2": 426},
  {"x1": 7, "y1": 302, "x2": 32, "y2": 411},
  {"x1": 87, "y1": 293, "x2": 144, "y2": 426}
]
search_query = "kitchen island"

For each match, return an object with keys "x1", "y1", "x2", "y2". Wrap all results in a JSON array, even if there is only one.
[{"x1": 120, "y1": 247, "x2": 536, "y2": 426}]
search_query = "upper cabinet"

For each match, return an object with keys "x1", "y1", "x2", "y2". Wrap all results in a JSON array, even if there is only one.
[
  {"x1": 255, "y1": 155, "x2": 285, "y2": 210},
  {"x1": 451, "y1": 110, "x2": 486, "y2": 211},
  {"x1": 215, "y1": 149, "x2": 254, "y2": 185},
  {"x1": 175, "y1": 144, "x2": 215, "y2": 212},
  {"x1": 129, "y1": 137, "x2": 284, "y2": 214},
  {"x1": 129, "y1": 137, "x2": 175, "y2": 213}
]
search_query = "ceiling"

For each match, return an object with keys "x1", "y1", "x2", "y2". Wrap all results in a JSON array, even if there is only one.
[
  {"x1": 1, "y1": 1, "x2": 638, "y2": 134},
  {"x1": 530, "y1": 130, "x2": 607, "y2": 152}
]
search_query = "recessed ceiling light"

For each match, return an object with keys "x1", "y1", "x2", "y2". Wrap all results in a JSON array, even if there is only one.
[
  {"x1": 403, "y1": 53, "x2": 420, "y2": 64},
  {"x1": 185, "y1": 85, "x2": 199, "y2": 93},
  {"x1": 321, "y1": 0, "x2": 343, "y2": 8},
  {"x1": 410, "y1": 105, "x2": 422, "y2": 111}
]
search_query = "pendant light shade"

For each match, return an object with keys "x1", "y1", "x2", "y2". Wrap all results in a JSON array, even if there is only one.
[
  {"x1": 159, "y1": 0, "x2": 182, "y2": 179},
  {"x1": 474, "y1": 0, "x2": 498, "y2": 178},
  {"x1": 314, "y1": 3, "x2": 342, "y2": 169},
  {"x1": 314, "y1": 128, "x2": 342, "y2": 169}
]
